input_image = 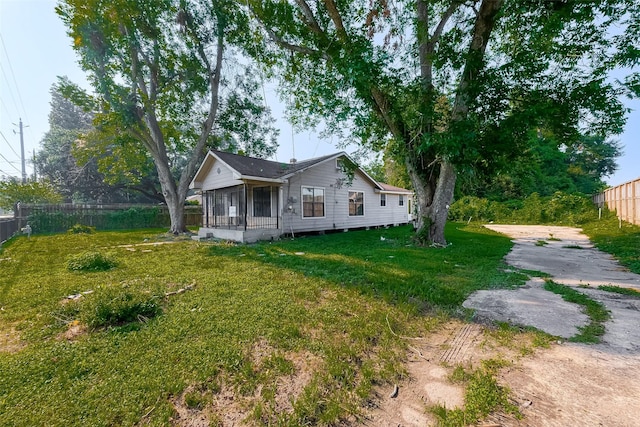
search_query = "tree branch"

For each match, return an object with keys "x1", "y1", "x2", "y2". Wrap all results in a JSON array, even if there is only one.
[
  {"x1": 323, "y1": 0, "x2": 348, "y2": 40},
  {"x1": 452, "y1": 0, "x2": 503, "y2": 119},
  {"x1": 293, "y1": 0, "x2": 324, "y2": 35},
  {"x1": 264, "y1": 26, "x2": 327, "y2": 57},
  {"x1": 178, "y1": 23, "x2": 225, "y2": 195},
  {"x1": 418, "y1": 0, "x2": 465, "y2": 86}
]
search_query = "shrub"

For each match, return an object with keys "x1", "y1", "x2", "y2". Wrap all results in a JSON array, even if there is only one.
[
  {"x1": 80, "y1": 287, "x2": 162, "y2": 329},
  {"x1": 448, "y1": 196, "x2": 491, "y2": 222},
  {"x1": 67, "y1": 251, "x2": 118, "y2": 272},
  {"x1": 67, "y1": 223, "x2": 96, "y2": 234},
  {"x1": 449, "y1": 192, "x2": 598, "y2": 225}
]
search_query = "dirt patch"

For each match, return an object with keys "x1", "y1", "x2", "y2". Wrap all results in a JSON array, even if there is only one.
[
  {"x1": 171, "y1": 339, "x2": 323, "y2": 426},
  {"x1": 56, "y1": 321, "x2": 88, "y2": 341},
  {"x1": 493, "y1": 344, "x2": 640, "y2": 427},
  {"x1": 360, "y1": 320, "x2": 543, "y2": 426},
  {"x1": 0, "y1": 323, "x2": 25, "y2": 353},
  {"x1": 170, "y1": 385, "x2": 213, "y2": 427}
]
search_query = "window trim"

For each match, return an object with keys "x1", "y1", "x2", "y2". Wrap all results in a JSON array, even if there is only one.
[
  {"x1": 380, "y1": 193, "x2": 386, "y2": 207},
  {"x1": 399, "y1": 194, "x2": 405, "y2": 206},
  {"x1": 301, "y1": 186, "x2": 326, "y2": 219},
  {"x1": 348, "y1": 190, "x2": 365, "y2": 217}
]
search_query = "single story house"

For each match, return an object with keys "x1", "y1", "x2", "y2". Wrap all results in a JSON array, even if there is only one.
[{"x1": 190, "y1": 150, "x2": 413, "y2": 242}]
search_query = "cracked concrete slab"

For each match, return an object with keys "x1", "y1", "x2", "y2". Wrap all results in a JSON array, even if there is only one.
[
  {"x1": 463, "y1": 277, "x2": 590, "y2": 338},
  {"x1": 464, "y1": 224, "x2": 640, "y2": 352}
]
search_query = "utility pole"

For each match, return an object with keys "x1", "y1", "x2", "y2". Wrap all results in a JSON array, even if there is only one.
[
  {"x1": 13, "y1": 118, "x2": 27, "y2": 183},
  {"x1": 19, "y1": 118, "x2": 26, "y2": 183},
  {"x1": 32, "y1": 149, "x2": 37, "y2": 180}
]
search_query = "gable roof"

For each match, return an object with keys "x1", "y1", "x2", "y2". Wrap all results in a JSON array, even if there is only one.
[
  {"x1": 191, "y1": 150, "x2": 385, "y2": 191},
  {"x1": 211, "y1": 150, "x2": 337, "y2": 179}
]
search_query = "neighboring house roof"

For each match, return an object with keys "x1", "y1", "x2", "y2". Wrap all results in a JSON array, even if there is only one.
[
  {"x1": 378, "y1": 183, "x2": 413, "y2": 194},
  {"x1": 191, "y1": 150, "x2": 386, "y2": 191}
]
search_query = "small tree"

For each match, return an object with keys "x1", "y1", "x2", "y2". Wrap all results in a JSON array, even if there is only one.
[{"x1": 0, "y1": 179, "x2": 63, "y2": 211}]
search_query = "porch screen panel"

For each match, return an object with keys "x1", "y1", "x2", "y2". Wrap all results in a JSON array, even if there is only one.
[{"x1": 253, "y1": 186, "x2": 271, "y2": 217}]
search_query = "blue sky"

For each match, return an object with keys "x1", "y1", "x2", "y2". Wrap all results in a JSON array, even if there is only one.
[{"x1": 1, "y1": 0, "x2": 638, "y2": 186}]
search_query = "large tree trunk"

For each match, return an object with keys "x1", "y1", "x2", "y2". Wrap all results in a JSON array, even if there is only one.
[
  {"x1": 166, "y1": 195, "x2": 187, "y2": 234},
  {"x1": 407, "y1": 156, "x2": 456, "y2": 246},
  {"x1": 155, "y1": 156, "x2": 188, "y2": 234}
]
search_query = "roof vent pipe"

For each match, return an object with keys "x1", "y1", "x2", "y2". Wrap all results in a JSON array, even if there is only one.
[{"x1": 289, "y1": 158, "x2": 297, "y2": 164}]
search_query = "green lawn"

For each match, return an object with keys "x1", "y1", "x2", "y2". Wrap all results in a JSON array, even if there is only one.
[
  {"x1": 0, "y1": 224, "x2": 530, "y2": 426},
  {"x1": 582, "y1": 216, "x2": 640, "y2": 275}
]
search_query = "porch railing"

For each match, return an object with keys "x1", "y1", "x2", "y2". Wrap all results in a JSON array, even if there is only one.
[{"x1": 203, "y1": 186, "x2": 280, "y2": 230}]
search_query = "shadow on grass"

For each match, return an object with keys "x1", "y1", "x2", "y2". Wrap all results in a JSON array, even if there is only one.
[{"x1": 208, "y1": 223, "x2": 529, "y2": 311}]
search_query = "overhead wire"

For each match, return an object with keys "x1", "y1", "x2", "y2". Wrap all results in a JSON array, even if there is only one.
[
  {"x1": 0, "y1": 61, "x2": 21, "y2": 119},
  {"x1": 0, "y1": 33, "x2": 30, "y2": 123},
  {"x1": 0, "y1": 130, "x2": 20, "y2": 157},
  {"x1": 0, "y1": 149, "x2": 21, "y2": 173},
  {"x1": 0, "y1": 32, "x2": 33, "y2": 177}
]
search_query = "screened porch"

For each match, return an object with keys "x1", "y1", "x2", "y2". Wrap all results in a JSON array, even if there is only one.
[{"x1": 201, "y1": 184, "x2": 280, "y2": 231}]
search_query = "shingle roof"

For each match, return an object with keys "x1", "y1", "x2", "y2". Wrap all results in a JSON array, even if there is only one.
[{"x1": 211, "y1": 150, "x2": 339, "y2": 179}]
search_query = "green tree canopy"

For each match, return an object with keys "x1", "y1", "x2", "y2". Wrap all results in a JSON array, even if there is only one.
[
  {"x1": 57, "y1": 0, "x2": 278, "y2": 233},
  {"x1": 35, "y1": 77, "x2": 158, "y2": 203},
  {"x1": 0, "y1": 179, "x2": 63, "y2": 211},
  {"x1": 248, "y1": 0, "x2": 638, "y2": 244},
  {"x1": 458, "y1": 133, "x2": 623, "y2": 200}
]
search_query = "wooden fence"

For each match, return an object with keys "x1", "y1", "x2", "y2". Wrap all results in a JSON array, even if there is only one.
[
  {"x1": 593, "y1": 177, "x2": 640, "y2": 226},
  {"x1": 0, "y1": 218, "x2": 18, "y2": 244},
  {"x1": 12, "y1": 204, "x2": 202, "y2": 234}
]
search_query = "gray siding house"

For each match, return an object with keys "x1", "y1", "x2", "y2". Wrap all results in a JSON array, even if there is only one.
[{"x1": 190, "y1": 150, "x2": 413, "y2": 242}]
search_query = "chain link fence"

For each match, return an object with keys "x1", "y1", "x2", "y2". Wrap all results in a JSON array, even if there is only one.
[{"x1": 7, "y1": 204, "x2": 202, "y2": 236}]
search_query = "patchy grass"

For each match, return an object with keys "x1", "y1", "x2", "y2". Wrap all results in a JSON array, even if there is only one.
[
  {"x1": 543, "y1": 280, "x2": 610, "y2": 343},
  {"x1": 0, "y1": 224, "x2": 527, "y2": 426},
  {"x1": 535, "y1": 240, "x2": 548, "y2": 247},
  {"x1": 598, "y1": 285, "x2": 640, "y2": 297},
  {"x1": 484, "y1": 322, "x2": 554, "y2": 356},
  {"x1": 582, "y1": 216, "x2": 640, "y2": 274},
  {"x1": 431, "y1": 359, "x2": 520, "y2": 426}
]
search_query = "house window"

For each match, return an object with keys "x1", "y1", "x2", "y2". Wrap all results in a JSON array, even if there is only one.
[
  {"x1": 349, "y1": 191, "x2": 364, "y2": 216},
  {"x1": 399, "y1": 194, "x2": 405, "y2": 206},
  {"x1": 380, "y1": 193, "x2": 386, "y2": 207},
  {"x1": 253, "y1": 186, "x2": 271, "y2": 217},
  {"x1": 302, "y1": 187, "x2": 325, "y2": 218}
]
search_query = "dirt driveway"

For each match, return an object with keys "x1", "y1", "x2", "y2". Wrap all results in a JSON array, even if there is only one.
[{"x1": 364, "y1": 225, "x2": 640, "y2": 427}]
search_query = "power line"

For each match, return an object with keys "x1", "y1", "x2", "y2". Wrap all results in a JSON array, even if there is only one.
[
  {"x1": 0, "y1": 129, "x2": 20, "y2": 158},
  {"x1": 0, "y1": 150, "x2": 21, "y2": 173},
  {"x1": 0, "y1": 95, "x2": 14, "y2": 123},
  {"x1": 0, "y1": 61, "x2": 21, "y2": 117},
  {"x1": 0, "y1": 33, "x2": 30, "y2": 123}
]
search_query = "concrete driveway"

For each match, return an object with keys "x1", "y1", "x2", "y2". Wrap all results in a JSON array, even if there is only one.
[{"x1": 463, "y1": 224, "x2": 640, "y2": 353}]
